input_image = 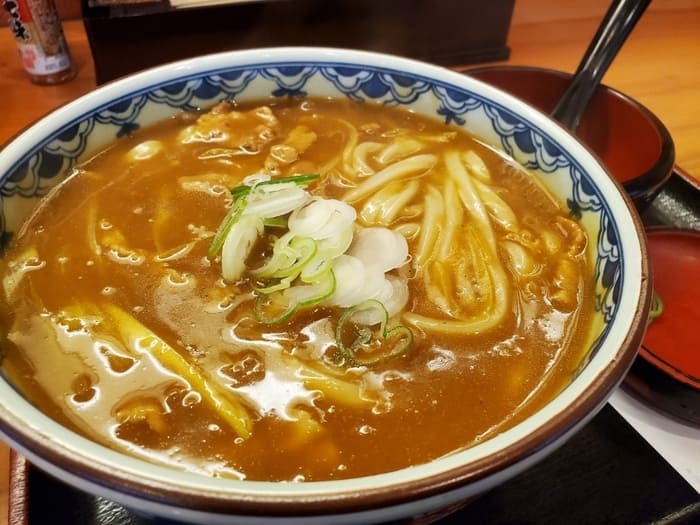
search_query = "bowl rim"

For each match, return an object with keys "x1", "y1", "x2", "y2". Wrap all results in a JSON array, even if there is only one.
[
  {"x1": 0, "y1": 47, "x2": 652, "y2": 517},
  {"x1": 464, "y1": 64, "x2": 676, "y2": 205}
]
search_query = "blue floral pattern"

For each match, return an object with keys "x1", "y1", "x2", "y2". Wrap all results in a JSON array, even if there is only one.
[{"x1": 0, "y1": 60, "x2": 622, "y2": 349}]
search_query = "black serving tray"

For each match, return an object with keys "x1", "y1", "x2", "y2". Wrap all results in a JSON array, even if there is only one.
[{"x1": 8, "y1": 168, "x2": 700, "y2": 525}]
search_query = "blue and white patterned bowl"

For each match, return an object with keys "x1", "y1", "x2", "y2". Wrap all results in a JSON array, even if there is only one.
[{"x1": 0, "y1": 48, "x2": 650, "y2": 524}]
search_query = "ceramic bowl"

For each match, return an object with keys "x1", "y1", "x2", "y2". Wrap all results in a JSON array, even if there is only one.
[
  {"x1": 0, "y1": 48, "x2": 651, "y2": 524},
  {"x1": 465, "y1": 65, "x2": 675, "y2": 212}
]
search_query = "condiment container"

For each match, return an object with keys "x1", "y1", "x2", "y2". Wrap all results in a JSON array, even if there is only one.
[{"x1": 3, "y1": 0, "x2": 76, "y2": 85}]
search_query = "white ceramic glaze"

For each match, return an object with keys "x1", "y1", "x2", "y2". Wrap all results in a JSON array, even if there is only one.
[{"x1": 0, "y1": 47, "x2": 651, "y2": 523}]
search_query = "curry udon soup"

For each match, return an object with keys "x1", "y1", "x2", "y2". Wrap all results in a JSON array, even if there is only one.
[{"x1": 0, "y1": 98, "x2": 594, "y2": 482}]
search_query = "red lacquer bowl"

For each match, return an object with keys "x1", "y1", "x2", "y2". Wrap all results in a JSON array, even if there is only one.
[
  {"x1": 623, "y1": 226, "x2": 700, "y2": 425},
  {"x1": 641, "y1": 228, "x2": 700, "y2": 388},
  {"x1": 465, "y1": 65, "x2": 676, "y2": 212}
]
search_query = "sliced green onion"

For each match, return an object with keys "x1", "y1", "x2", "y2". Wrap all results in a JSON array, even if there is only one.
[
  {"x1": 262, "y1": 217, "x2": 287, "y2": 228},
  {"x1": 286, "y1": 271, "x2": 336, "y2": 306},
  {"x1": 244, "y1": 183, "x2": 309, "y2": 218},
  {"x1": 288, "y1": 198, "x2": 356, "y2": 240},
  {"x1": 231, "y1": 173, "x2": 320, "y2": 199},
  {"x1": 251, "y1": 233, "x2": 317, "y2": 281},
  {"x1": 335, "y1": 299, "x2": 413, "y2": 367},
  {"x1": 299, "y1": 229, "x2": 353, "y2": 283},
  {"x1": 275, "y1": 237, "x2": 318, "y2": 279},
  {"x1": 299, "y1": 252, "x2": 333, "y2": 283},
  {"x1": 221, "y1": 215, "x2": 264, "y2": 282},
  {"x1": 250, "y1": 233, "x2": 297, "y2": 279},
  {"x1": 254, "y1": 275, "x2": 295, "y2": 294},
  {"x1": 208, "y1": 195, "x2": 248, "y2": 257},
  {"x1": 210, "y1": 172, "x2": 414, "y2": 336},
  {"x1": 254, "y1": 269, "x2": 336, "y2": 325},
  {"x1": 210, "y1": 174, "x2": 320, "y2": 258},
  {"x1": 649, "y1": 290, "x2": 664, "y2": 323},
  {"x1": 231, "y1": 185, "x2": 253, "y2": 200}
]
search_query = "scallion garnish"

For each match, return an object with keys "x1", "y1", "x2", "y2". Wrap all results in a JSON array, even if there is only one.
[
  {"x1": 335, "y1": 300, "x2": 413, "y2": 367},
  {"x1": 210, "y1": 171, "x2": 413, "y2": 367},
  {"x1": 209, "y1": 173, "x2": 320, "y2": 258}
]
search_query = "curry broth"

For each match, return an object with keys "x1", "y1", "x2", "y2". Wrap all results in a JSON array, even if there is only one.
[{"x1": 0, "y1": 98, "x2": 594, "y2": 481}]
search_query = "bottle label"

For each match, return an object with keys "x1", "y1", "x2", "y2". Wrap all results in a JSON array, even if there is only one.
[{"x1": 3, "y1": 0, "x2": 72, "y2": 76}]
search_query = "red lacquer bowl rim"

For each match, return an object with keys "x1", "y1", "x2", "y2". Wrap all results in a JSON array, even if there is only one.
[{"x1": 640, "y1": 226, "x2": 700, "y2": 389}]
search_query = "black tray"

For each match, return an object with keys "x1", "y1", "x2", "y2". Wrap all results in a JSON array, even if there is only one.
[
  {"x1": 8, "y1": 168, "x2": 700, "y2": 525},
  {"x1": 640, "y1": 167, "x2": 700, "y2": 230}
]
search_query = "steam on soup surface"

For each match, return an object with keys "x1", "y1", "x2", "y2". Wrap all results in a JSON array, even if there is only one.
[{"x1": 0, "y1": 98, "x2": 593, "y2": 481}]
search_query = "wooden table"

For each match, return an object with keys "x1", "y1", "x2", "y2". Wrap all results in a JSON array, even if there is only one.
[{"x1": 1, "y1": 1, "x2": 699, "y2": 522}]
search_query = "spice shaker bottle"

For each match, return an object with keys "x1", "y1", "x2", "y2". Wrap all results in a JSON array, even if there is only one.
[{"x1": 3, "y1": 0, "x2": 76, "y2": 85}]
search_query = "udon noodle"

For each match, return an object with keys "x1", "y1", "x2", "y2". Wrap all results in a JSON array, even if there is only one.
[{"x1": 0, "y1": 98, "x2": 593, "y2": 481}]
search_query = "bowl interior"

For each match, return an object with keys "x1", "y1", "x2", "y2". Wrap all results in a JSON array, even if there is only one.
[{"x1": 0, "y1": 49, "x2": 650, "y2": 517}]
